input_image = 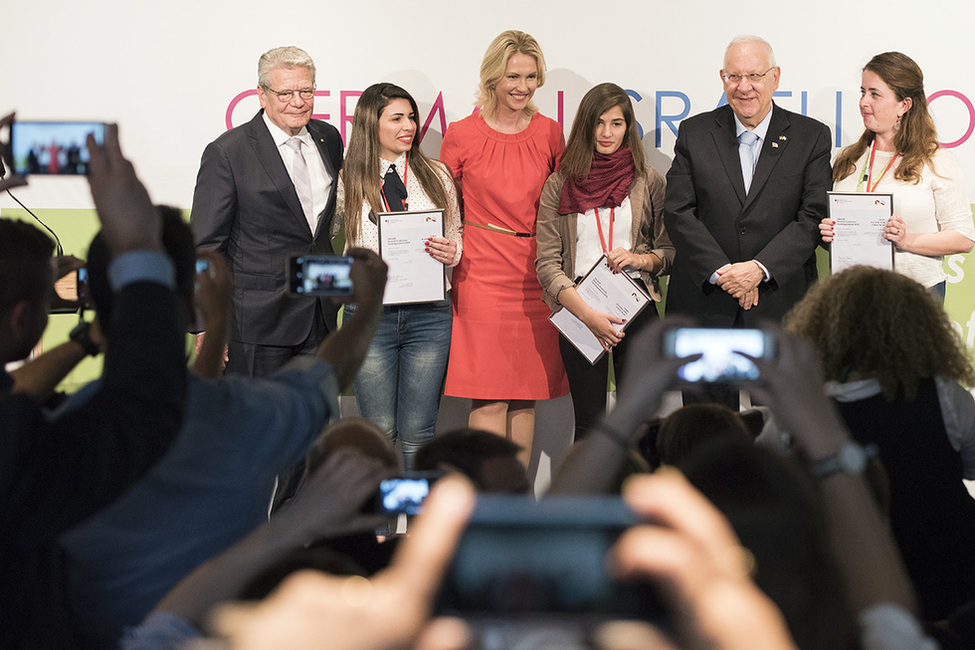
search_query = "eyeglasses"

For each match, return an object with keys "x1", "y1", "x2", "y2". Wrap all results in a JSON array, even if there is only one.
[
  {"x1": 722, "y1": 68, "x2": 775, "y2": 84},
  {"x1": 262, "y1": 85, "x2": 316, "y2": 102}
]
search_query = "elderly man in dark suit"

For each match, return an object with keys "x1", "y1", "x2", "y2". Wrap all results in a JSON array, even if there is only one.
[
  {"x1": 192, "y1": 46, "x2": 343, "y2": 377},
  {"x1": 664, "y1": 35, "x2": 831, "y2": 329}
]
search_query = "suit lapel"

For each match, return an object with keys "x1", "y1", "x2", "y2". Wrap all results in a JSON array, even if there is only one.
[
  {"x1": 710, "y1": 107, "x2": 747, "y2": 206},
  {"x1": 743, "y1": 104, "x2": 790, "y2": 212},
  {"x1": 247, "y1": 111, "x2": 313, "y2": 236}
]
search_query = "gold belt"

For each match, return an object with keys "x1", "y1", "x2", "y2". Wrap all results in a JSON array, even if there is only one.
[{"x1": 463, "y1": 220, "x2": 535, "y2": 238}]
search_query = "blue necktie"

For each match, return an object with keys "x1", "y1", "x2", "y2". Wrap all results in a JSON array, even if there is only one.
[{"x1": 738, "y1": 130, "x2": 760, "y2": 194}]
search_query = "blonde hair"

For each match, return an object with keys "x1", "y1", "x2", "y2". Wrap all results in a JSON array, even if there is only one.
[
  {"x1": 476, "y1": 30, "x2": 546, "y2": 120},
  {"x1": 784, "y1": 266, "x2": 975, "y2": 401}
]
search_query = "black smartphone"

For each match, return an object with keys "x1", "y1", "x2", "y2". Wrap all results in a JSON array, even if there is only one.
[
  {"x1": 437, "y1": 495, "x2": 665, "y2": 624},
  {"x1": 662, "y1": 326, "x2": 776, "y2": 385},
  {"x1": 374, "y1": 472, "x2": 442, "y2": 516},
  {"x1": 286, "y1": 254, "x2": 354, "y2": 297},
  {"x1": 6, "y1": 121, "x2": 107, "y2": 176}
]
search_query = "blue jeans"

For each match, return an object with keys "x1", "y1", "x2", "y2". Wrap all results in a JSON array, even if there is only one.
[{"x1": 344, "y1": 297, "x2": 452, "y2": 469}]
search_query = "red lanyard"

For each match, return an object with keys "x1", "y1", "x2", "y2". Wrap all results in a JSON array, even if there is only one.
[
  {"x1": 379, "y1": 157, "x2": 409, "y2": 211},
  {"x1": 860, "y1": 140, "x2": 898, "y2": 193},
  {"x1": 594, "y1": 207, "x2": 614, "y2": 256}
]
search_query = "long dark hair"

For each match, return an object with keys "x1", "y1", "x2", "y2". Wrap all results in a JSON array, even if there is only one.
[
  {"x1": 342, "y1": 82, "x2": 450, "y2": 244},
  {"x1": 559, "y1": 82, "x2": 645, "y2": 182}
]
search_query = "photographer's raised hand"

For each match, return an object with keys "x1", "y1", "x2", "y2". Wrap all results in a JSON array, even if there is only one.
[
  {"x1": 210, "y1": 475, "x2": 476, "y2": 650},
  {"x1": 547, "y1": 317, "x2": 692, "y2": 496},
  {"x1": 603, "y1": 316, "x2": 696, "y2": 439},
  {"x1": 152, "y1": 448, "x2": 392, "y2": 629},
  {"x1": 0, "y1": 112, "x2": 28, "y2": 193},
  {"x1": 747, "y1": 329, "x2": 851, "y2": 459},
  {"x1": 193, "y1": 251, "x2": 232, "y2": 378},
  {"x1": 86, "y1": 123, "x2": 161, "y2": 256},
  {"x1": 317, "y1": 248, "x2": 388, "y2": 389}
]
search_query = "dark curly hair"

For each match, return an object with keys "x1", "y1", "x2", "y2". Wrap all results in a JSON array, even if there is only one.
[{"x1": 784, "y1": 266, "x2": 974, "y2": 401}]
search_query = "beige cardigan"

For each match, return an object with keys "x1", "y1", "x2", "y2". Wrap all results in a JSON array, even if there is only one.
[{"x1": 535, "y1": 165, "x2": 674, "y2": 312}]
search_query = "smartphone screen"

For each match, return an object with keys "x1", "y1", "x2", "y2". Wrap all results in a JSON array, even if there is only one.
[
  {"x1": 664, "y1": 327, "x2": 774, "y2": 384},
  {"x1": 76, "y1": 267, "x2": 89, "y2": 306},
  {"x1": 287, "y1": 255, "x2": 354, "y2": 296},
  {"x1": 438, "y1": 495, "x2": 665, "y2": 623},
  {"x1": 8, "y1": 121, "x2": 106, "y2": 176},
  {"x1": 376, "y1": 473, "x2": 442, "y2": 515}
]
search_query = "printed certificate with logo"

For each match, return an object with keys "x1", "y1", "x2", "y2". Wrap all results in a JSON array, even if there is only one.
[
  {"x1": 827, "y1": 192, "x2": 895, "y2": 274},
  {"x1": 377, "y1": 209, "x2": 446, "y2": 305},
  {"x1": 549, "y1": 254, "x2": 652, "y2": 365}
]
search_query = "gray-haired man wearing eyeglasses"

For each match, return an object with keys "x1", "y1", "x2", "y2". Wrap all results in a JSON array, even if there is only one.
[
  {"x1": 664, "y1": 35, "x2": 831, "y2": 331},
  {"x1": 191, "y1": 45, "x2": 343, "y2": 377}
]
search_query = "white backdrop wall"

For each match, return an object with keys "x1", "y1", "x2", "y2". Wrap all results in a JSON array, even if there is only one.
[{"x1": 4, "y1": 0, "x2": 974, "y2": 208}]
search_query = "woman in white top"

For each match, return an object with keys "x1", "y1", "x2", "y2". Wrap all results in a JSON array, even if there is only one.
[
  {"x1": 821, "y1": 51, "x2": 974, "y2": 301},
  {"x1": 335, "y1": 82, "x2": 462, "y2": 469}
]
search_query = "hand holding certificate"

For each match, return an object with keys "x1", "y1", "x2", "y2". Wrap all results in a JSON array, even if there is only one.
[
  {"x1": 549, "y1": 255, "x2": 652, "y2": 364},
  {"x1": 827, "y1": 192, "x2": 894, "y2": 273},
  {"x1": 378, "y1": 209, "x2": 447, "y2": 304}
]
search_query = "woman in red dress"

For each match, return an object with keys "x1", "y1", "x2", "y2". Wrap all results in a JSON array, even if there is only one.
[{"x1": 440, "y1": 30, "x2": 568, "y2": 465}]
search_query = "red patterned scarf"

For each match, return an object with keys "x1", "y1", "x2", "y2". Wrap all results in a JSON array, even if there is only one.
[{"x1": 558, "y1": 146, "x2": 635, "y2": 214}]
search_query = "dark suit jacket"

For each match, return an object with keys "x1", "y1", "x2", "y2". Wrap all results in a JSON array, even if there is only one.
[
  {"x1": 191, "y1": 111, "x2": 343, "y2": 346},
  {"x1": 663, "y1": 103, "x2": 832, "y2": 326}
]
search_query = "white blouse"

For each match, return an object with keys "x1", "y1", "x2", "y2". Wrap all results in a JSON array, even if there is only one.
[
  {"x1": 574, "y1": 197, "x2": 637, "y2": 280},
  {"x1": 338, "y1": 153, "x2": 463, "y2": 288},
  {"x1": 833, "y1": 147, "x2": 975, "y2": 287}
]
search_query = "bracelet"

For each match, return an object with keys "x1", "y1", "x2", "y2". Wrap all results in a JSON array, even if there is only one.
[
  {"x1": 69, "y1": 321, "x2": 100, "y2": 357},
  {"x1": 811, "y1": 441, "x2": 878, "y2": 479}
]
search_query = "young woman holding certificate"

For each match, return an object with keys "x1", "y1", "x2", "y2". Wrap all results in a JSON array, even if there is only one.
[
  {"x1": 820, "y1": 52, "x2": 974, "y2": 301},
  {"x1": 440, "y1": 30, "x2": 567, "y2": 464},
  {"x1": 536, "y1": 83, "x2": 674, "y2": 442},
  {"x1": 336, "y1": 82, "x2": 462, "y2": 470}
]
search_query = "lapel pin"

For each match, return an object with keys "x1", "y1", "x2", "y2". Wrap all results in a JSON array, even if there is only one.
[
  {"x1": 771, "y1": 142, "x2": 779, "y2": 148},
  {"x1": 779, "y1": 135, "x2": 787, "y2": 141}
]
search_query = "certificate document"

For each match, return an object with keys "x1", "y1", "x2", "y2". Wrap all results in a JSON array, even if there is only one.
[
  {"x1": 377, "y1": 209, "x2": 446, "y2": 305},
  {"x1": 827, "y1": 192, "x2": 894, "y2": 274},
  {"x1": 549, "y1": 255, "x2": 652, "y2": 365}
]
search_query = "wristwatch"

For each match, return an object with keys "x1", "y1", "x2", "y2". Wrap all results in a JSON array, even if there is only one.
[
  {"x1": 69, "y1": 321, "x2": 100, "y2": 357},
  {"x1": 811, "y1": 441, "x2": 874, "y2": 478}
]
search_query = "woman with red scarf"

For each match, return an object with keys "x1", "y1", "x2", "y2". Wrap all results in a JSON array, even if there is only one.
[{"x1": 536, "y1": 83, "x2": 675, "y2": 442}]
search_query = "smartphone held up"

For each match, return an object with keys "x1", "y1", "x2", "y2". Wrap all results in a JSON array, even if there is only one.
[
  {"x1": 286, "y1": 254, "x2": 354, "y2": 297},
  {"x1": 663, "y1": 326, "x2": 776, "y2": 385},
  {"x1": 4, "y1": 120, "x2": 107, "y2": 176}
]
